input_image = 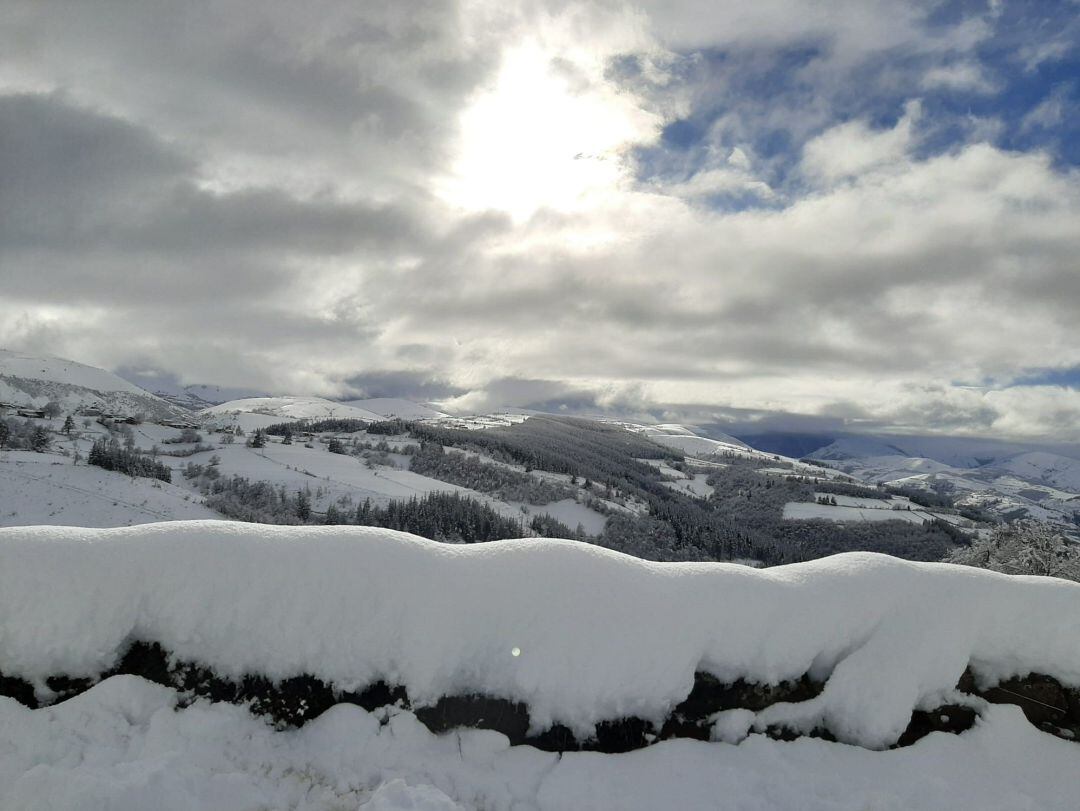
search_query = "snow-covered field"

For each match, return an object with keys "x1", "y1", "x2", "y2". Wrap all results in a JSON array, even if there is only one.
[
  {"x1": 662, "y1": 472, "x2": 714, "y2": 499},
  {"x1": 782, "y1": 493, "x2": 972, "y2": 527},
  {"x1": 1, "y1": 521, "x2": 1079, "y2": 810},
  {"x1": 0, "y1": 450, "x2": 220, "y2": 527},
  {"x1": 507, "y1": 497, "x2": 608, "y2": 535},
  {"x1": 784, "y1": 501, "x2": 937, "y2": 524}
]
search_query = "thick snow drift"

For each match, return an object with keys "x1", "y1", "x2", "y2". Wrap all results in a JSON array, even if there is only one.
[{"x1": 1, "y1": 521, "x2": 1078, "y2": 749}]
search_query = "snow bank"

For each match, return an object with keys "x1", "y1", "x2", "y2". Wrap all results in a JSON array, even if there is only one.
[
  {"x1": 3, "y1": 677, "x2": 1079, "y2": 811},
  {"x1": 1, "y1": 521, "x2": 1079, "y2": 749}
]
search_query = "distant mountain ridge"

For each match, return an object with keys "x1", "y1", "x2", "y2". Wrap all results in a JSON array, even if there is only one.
[{"x1": 732, "y1": 430, "x2": 1080, "y2": 532}]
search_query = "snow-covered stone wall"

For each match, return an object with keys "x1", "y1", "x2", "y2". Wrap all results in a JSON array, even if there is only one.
[{"x1": 1, "y1": 521, "x2": 1079, "y2": 750}]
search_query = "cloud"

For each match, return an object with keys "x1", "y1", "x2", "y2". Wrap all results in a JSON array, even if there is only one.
[
  {"x1": 920, "y1": 61, "x2": 996, "y2": 94},
  {"x1": 801, "y1": 101, "x2": 921, "y2": 184},
  {"x1": 1, "y1": 0, "x2": 1079, "y2": 440}
]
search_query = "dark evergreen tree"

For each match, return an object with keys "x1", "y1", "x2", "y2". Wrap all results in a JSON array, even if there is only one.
[
  {"x1": 29, "y1": 426, "x2": 51, "y2": 452},
  {"x1": 296, "y1": 488, "x2": 312, "y2": 521}
]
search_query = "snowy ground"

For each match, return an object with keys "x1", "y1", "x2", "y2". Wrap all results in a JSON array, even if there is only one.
[
  {"x1": 782, "y1": 499, "x2": 973, "y2": 527},
  {"x1": 2, "y1": 678, "x2": 1078, "y2": 811},
  {"x1": 507, "y1": 498, "x2": 608, "y2": 535},
  {"x1": 662, "y1": 472, "x2": 715, "y2": 499},
  {"x1": 784, "y1": 502, "x2": 936, "y2": 524},
  {"x1": 0, "y1": 450, "x2": 220, "y2": 527}
]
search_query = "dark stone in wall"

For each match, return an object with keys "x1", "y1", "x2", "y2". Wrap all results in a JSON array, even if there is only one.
[
  {"x1": 338, "y1": 681, "x2": 409, "y2": 713},
  {"x1": 415, "y1": 694, "x2": 531, "y2": 745},
  {"x1": 527, "y1": 723, "x2": 580, "y2": 752},
  {"x1": 3, "y1": 644, "x2": 1076, "y2": 751},
  {"x1": 957, "y1": 667, "x2": 1079, "y2": 742},
  {"x1": 895, "y1": 705, "x2": 978, "y2": 748},
  {"x1": 0, "y1": 672, "x2": 37, "y2": 709}
]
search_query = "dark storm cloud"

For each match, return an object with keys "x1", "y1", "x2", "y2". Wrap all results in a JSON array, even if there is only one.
[
  {"x1": 0, "y1": 94, "x2": 427, "y2": 258},
  {"x1": 340, "y1": 370, "x2": 468, "y2": 401}
]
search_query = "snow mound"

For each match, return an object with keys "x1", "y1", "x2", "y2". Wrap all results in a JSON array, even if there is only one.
[{"x1": 1, "y1": 521, "x2": 1078, "y2": 749}]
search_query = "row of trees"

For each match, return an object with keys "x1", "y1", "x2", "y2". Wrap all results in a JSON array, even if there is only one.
[
  {"x1": 408, "y1": 442, "x2": 576, "y2": 506},
  {"x1": 87, "y1": 438, "x2": 172, "y2": 482},
  {"x1": 196, "y1": 468, "x2": 575, "y2": 542}
]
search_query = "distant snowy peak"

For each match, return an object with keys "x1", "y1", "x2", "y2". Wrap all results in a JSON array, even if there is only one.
[
  {"x1": 0, "y1": 348, "x2": 189, "y2": 421},
  {"x1": 991, "y1": 451, "x2": 1080, "y2": 493},
  {"x1": 339, "y1": 398, "x2": 448, "y2": 420},
  {"x1": 201, "y1": 396, "x2": 386, "y2": 426}
]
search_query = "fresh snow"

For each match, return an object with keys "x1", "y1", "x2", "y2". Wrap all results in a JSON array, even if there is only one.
[
  {"x1": 507, "y1": 497, "x2": 608, "y2": 535},
  {"x1": 2, "y1": 677, "x2": 1079, "y2": 811},
  {"x1": 783, "y1": 501, "x2": 941, "y2": 525},
  {"x1": 2, "y1": 522, "x2": 1079, "y2": 751},
  {"x1": 0, "y1": 452, "x2": 220, "y2": 526}
]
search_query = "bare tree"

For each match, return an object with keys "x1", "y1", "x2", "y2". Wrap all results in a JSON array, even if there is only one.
[{"x1": 948, "y1": 521, "x2": 1080, "y2": 582}]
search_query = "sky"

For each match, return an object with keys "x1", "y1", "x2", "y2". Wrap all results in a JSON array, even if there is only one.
[{"x1": 1, "y1": 0, "x2": 1079, "y2": 439}]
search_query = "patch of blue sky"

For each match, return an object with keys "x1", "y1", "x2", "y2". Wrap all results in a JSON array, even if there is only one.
[
  {"x1": 1009, "y1": 366, "x2": 1080, "y2": 389},
  {"x1": 628, "y1": 0, "x2": 1078, "y2": 208}
]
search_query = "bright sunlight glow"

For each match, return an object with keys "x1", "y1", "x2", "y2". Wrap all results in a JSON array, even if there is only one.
[{"x1": 437, "y1": 42, "x2": 657, "y2": 222}]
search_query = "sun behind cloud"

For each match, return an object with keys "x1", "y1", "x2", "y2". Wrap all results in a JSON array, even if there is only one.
[{"x1": 437, "y1": 33, "x2": 662, "y2": 221}]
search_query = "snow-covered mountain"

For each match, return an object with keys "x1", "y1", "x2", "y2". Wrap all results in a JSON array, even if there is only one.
[
  {"x1": 201, "y1": 395, "x2": 387, "y2": 431},
  {"x1": 796, "y1": 433, "x2": 1080, "y2": 531},
  {"x1": 0, "y1": 349, "x2": 192, "y2": 422}
]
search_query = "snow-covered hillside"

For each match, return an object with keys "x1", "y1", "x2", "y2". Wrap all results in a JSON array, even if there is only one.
[
  {"x1": 0, "y1": 450, "x2": 220, "y2": 527},
  {"x1": 804, "y1": 434, "x2": 1080, "y2": 532},
  {"x1": 0, "y1": 349, "x2": 188, "y2": 422},
  {"x1": 201, "y1": 396, "x2": 385, "y2": 429},
  {"x1": 1, "y1": 522, "x2": 1078, "y2": 810}
]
